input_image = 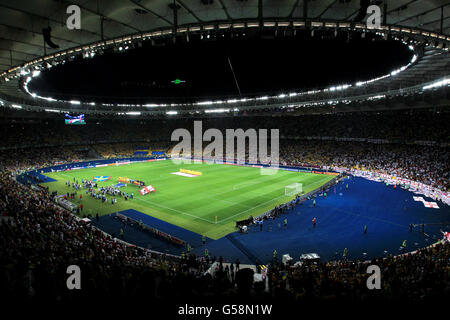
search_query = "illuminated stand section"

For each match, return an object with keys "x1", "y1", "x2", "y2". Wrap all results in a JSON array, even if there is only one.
[{"x1": 65, "y1": 113, "x2": 86, "y2": 125}]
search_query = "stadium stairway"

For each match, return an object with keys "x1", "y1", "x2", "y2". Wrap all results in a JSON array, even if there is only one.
[{"x1": 225, "y1": 234, "x2": 262, "y2": 266}]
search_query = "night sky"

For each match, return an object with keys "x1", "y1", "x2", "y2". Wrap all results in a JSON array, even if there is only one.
[{"x1": 29, "y1": 29, "x2": 413, "y2": 103}]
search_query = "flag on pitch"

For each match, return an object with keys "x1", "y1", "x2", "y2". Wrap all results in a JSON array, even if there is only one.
[
  {"x1": 92, "y1": 176, "x2": 111, "y2": 182},
  {"x1": 140, "y1": 185, "x2": 156, "y2": 195},
  {"x1": 423, "y1": 201, "x2": 439, "y2": 209}
]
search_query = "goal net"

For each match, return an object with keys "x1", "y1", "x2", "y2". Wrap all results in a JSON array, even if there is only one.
[{"x1": 285, "y1": 183, "x2": 303, "y2": 196}]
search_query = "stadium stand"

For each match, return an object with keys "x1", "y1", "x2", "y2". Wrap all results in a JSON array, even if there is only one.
[
  {"x1": 1, "y1": 0, "x2": 449, "y2": 312},
  {"x1": 0, "y1": 168, "x2": 448, "y2": 302},
  {"x1": 1, "y1": 110, "x2": 448, "y2": 189}
]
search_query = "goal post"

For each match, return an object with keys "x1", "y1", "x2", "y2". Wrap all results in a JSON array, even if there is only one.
[{"x1": 285, "y1": 183, "x2": 303, "y2": 196}]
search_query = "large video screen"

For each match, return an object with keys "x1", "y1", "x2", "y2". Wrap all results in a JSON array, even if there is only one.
[{"x1": 65, "y1": 114, "x2": 86, "y2": 125}]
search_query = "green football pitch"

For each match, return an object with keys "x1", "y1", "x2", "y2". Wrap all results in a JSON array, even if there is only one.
[{"x1": 43, "y1": 160, "x2": 334, "y2": 239}]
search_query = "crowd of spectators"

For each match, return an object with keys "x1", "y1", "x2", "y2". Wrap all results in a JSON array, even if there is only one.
[
  {"x1": 94, "y1": 143, "x2": 140, "y2": 158},
  {"x1": 0, "y1": 167, "x2": 448, "y2": 303},
  {"x1": 0, "y1": 169, "x2": 211, "y2": 301},
  {"x1": 0, "y1": 147, "x2": 88, "y2": 174},
  {"x1": 0, "y1": 109, "x2": 449, "y2": 303},
  {"x1": 94, "y1": 142, "x2": 169, "y2": 158},
  {"x1": 0, "y1": 142, "x2": 169, "y2": 173},
  {"x1": 268, "y1": 241, "x2": 450, "y2": 302},
  {"x1": 1, "y1": 110, "x2": 449, "y2": 150},
  {"x1": 280, "y1": 140, "x2": 450, "y2": 190}
]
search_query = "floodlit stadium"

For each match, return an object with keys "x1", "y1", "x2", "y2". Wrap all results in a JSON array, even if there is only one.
[{"x1": 0, "y1": 0, "x2": 449, "y2": 311}]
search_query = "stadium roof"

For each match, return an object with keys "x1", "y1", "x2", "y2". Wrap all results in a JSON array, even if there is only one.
[
  {"x1": 0, "y1": 0, "x2": 448, "y2": 74},
  {"x1": 0, "y1": 0, "x2": 448, "y2": 114}
]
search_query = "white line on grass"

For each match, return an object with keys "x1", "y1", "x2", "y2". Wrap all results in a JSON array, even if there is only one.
[
  {"x1": 218, "y1": 194, "x2": 287, "y2": 224},
  {"x1": 135, "y1": 197, "x2": 215, "y2": 224},
  {"x1": 218, "y1": 175, "x2": 333, "y2": 224},
  {"x1": 206, "y1": 194, "x2": 252, "y2": 209}
]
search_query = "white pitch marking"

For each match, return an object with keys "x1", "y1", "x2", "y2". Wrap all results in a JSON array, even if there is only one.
[
  {"x1": 136, "y1": 197, "x2": 215, "y2": 224},
  {"x1": 218, "y1": 175, "x2": 332, "y2": 223}
]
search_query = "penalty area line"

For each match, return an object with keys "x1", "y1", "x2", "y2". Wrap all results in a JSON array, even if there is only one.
[{"x1": 135, "y1": 197, "x2": 215, "y2": 224}]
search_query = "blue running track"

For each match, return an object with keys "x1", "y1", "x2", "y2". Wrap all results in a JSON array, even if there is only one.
[{"x1": 92, "y1": 177, "x2": 450, "y2": 264}]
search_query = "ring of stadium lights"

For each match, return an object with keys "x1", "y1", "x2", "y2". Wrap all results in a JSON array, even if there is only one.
[
  {"x1": 4, "y1": 77, "x2": 448, "y2": 117},
  {"x1": 17, "y1": 45, "x2": 421, "y2": 112},
  {"x1": 1, "y1": 19, "x2": 449, "y2": 115}
]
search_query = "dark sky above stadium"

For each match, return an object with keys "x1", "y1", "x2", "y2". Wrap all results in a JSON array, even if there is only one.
[{"x1": 29, "y1": 30, "x2": 413, "y2": 103}]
